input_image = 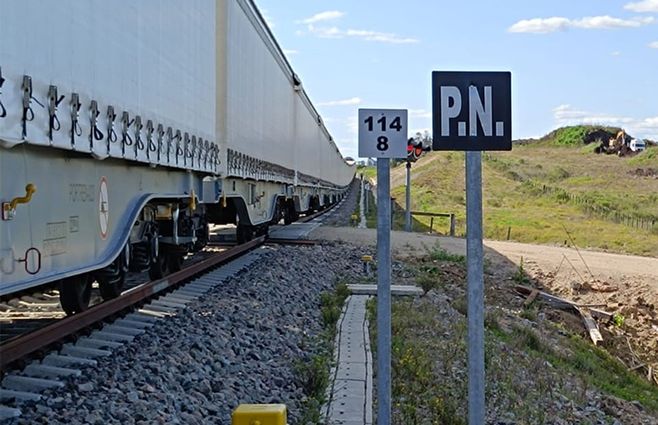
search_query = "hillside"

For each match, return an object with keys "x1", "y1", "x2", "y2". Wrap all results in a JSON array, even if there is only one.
[{"x1": 377, "y1": 126, "x2": 658, "y2": 256}]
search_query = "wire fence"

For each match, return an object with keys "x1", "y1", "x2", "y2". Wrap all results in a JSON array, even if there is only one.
[{"x1": 524, "y1": 180, "x2": 657, "y2": 232}]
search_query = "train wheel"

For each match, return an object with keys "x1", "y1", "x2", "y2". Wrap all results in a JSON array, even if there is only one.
[
  {"x1": 283, "y1": 206, "x2": 292, "y2": 225},
  {"x1": 97, "y1": 246, "x2": 128, "y2": 301},
  {"x1": 98, "y1": 272, "x2": 126, "y2": 301},
  {"x1": 193, "y1": 220, "x2": 209, "y2": 252},
  {"x1": 149, "y1": 236, "x2": 167, "y2": 280},
  {"x1": 167, "y1": 252, "x2": 184, "y2": 272},
  {"x1": 149, "y1": 254, "x2": 167, "y2": 280},
  {"x1": 59, "y1": 275, "x2": 92, "y2": 315},
  {"x1": 255, "y1": 224, "x2": 269, "y2": 237},
  {"x1": 236, "y1": 224, "x2": 253, "y2": 244}
]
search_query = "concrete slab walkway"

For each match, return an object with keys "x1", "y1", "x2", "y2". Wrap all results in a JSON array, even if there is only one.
[{"x1": 325, "y1": 295, "x2": 373, "y2": 425}]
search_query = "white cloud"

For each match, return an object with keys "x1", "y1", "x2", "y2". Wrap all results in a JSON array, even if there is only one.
[
  {"x1": 318, "y1": 97, "x2": 362, "y2": 107},
  {"x1": 306, "y1": 24, "x2": 419, "y2": 44},
  {"x1": 509, "y1": 15, "x2": 654, "y2": 33},
  {"x1": 408, "y1": 109, "x2": 432, "y2": 119},
  {"x1": 575, "y1": 15, "x2": 654, "y2": 29},
  {"x1": 282, "y1": 49, "x2": 299, "y2": 55},
  {"x1": 649, "y1": 41, "x2": 658, "y2": 48},
  {"x1": 296, "y1": 11, "x2": 418, "y2": 44},
  {"x1": 553, "y1": 104, "x2": 658, "y2": 139},
  {"x1": 509, "y1": 17, "x2": 571, "y2": 33},
  {"x1": 625, "y1": 0, "x2": 658, "y2": 12},
  {"x1": 611, "y1": 51, "x2": 621, "y2": 56},
  {"x1": 299, "y1": 11, "x2": 345, "y2": 24},
  {"x1": 343, "y1": 29, "x2": 419, "y2": 44}
]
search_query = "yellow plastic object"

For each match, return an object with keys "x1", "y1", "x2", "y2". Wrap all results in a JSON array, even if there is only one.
[
  {"x1": 362, "y1": 255, "x2": 373, "y2": 262},
  {"x1": 232, "y1": 404, "x2": 287, "y2": 425}
]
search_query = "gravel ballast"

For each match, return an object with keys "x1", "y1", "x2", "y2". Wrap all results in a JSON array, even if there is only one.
[{"x1": 11, "y1": 243, "x2": 367, "y2": 424}]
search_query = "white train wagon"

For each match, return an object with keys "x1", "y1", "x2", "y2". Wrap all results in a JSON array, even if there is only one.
[{"x1": 0, "y1": 0, "x2": 355, "y2": 314}]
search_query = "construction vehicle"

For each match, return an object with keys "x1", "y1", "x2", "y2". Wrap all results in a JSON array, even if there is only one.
[{"x1": 593, "y1": 130, "x2": 644, "y2": 156}]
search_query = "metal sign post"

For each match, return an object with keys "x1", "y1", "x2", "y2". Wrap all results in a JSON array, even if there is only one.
[
  {"x1": 405, "y1": 161, "x2": 411, "y2": 232},
  {"x1": 465, "y1": 151, "x2": 484, "y2": 423},
  {"x1": 431, "y1": 71, "x2": 511, "y2": 425},
  {"x1": 358, "y1": 108, "x2": 407, "y2": 425},
  {"x1": 376, "y1": 156, "x2": 391, "y2": 423}
]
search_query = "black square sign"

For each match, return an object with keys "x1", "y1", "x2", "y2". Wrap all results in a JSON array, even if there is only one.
[{"x1": 432, "y1": 71, "x2": 511, "y2": 151}]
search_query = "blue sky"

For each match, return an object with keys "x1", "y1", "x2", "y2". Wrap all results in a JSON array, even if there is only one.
[{"x1": 255, "y1": 0, "x2": 658, "y2": 159}]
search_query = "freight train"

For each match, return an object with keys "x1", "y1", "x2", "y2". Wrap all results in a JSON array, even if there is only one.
[{"x1": 0, "y1": 0, "x2": 355, "y2": 314}]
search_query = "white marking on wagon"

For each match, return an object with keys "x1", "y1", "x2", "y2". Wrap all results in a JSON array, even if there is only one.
[{"x1": 98, "y1": 177, "x2": 109, "y2": 239}]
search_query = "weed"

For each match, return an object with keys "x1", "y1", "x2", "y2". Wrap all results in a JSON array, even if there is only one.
[
  {"x1": 387, "y1": 301, "x2": 466, "y2": 424},
  {"x1": 297, "y1": 398, "x2": 322, "y2": 424},
  {"x1": 295, "y1": 352, "x2": 330, "y2": 399},
  {"x1": 320, "y1": 283, "x2": 350, "y2": 329},
  {"x1": 546, "y1": 335, "x2": 658, "y2": 411},
  {"x1": 612, "y1": 313, "x2": 625, "y2": 328},
  {"x1": 511, "y1": 324, "x2": 546, "y2": 353},
  {"x1": 416, "y1": 272, "x2": 440, "y2": 295},
  {"x1": 429, "y1": 244, "x2": 466, "y2": 264},
  {"x1": 512, "y1": 257, "x2": 530, "y2": 285},
  {"x1": 484, "y1": 310, "x2": 502, "y2": 332},
  {"x1": 520, "y1": 307, "x2": 538, "y2": 322},
  {"x1": 297, "y1": 281, "x2": 351, "y2": 421},
  {"x1": 452, "y1": 296, "x2": 468, "y2": 316}
]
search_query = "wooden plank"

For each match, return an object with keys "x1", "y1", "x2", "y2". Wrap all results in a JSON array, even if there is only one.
[
  {"x1": 515, "y1": 285, "x2": 614, "y2": 322},
  {"x1": 523, "y1": 289, "x2": 540, "y2": 308},
  {"x1": 576, "y1": 307, "x2": 603, "y2": 345},
  {"x1": 410, "y1": 211, "x2": 452, "y2": 218},
  {"x1": 515, "y1": 285, "x2": 573, "y2": 309}
]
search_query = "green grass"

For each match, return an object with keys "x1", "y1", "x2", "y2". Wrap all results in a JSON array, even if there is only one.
[
  {"x1": 428, "y1": 244, "x2": 466, "y2": 264},
  {"x1": 367, "y1": 280, "x2": 658, "y2": 423},
  {"x1": 367, "y1": 298, "x2": 466, "y2": 424},
  {"x1": 383, "y1": 127, "x2": 658, "y2": 255},
  {"x1": 296, "y1": 282, "x2": 350, "y2": 422},
  {"x1": 629, "y1": 147, "x2": 657, "y2": 165},
  {"x1": 357, "y1": 165, "x2": 377, "y2": 180},
  {"x1": 549, "y1": 336, "x2": 658, "y2": 411}
]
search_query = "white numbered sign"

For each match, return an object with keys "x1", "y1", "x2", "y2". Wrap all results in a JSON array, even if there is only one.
[{"x1": 358, "y1": 109, "x2": 408, "y2": 158}]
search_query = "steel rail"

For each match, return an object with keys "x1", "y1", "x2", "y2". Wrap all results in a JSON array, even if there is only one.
[{"x1": 0, "y1": 236, "x2": 265, "y2": 371}]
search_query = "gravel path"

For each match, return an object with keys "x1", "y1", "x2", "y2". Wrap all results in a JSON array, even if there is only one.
[{"x1": 10, "y1": 243, "x2": 367, "y2": 425}]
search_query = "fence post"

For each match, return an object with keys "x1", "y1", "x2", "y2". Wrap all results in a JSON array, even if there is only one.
[
  {"x1": 429, "y1": 217, "x2": 434, "y2": 234},
  {"x1": 449, "y1": 214, "x2": 456, "y2": 236}
]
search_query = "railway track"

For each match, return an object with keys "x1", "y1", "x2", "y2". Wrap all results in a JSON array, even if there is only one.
[
  {"x1": 0, "y1": 238, "x2": 266, "y2": 419},
  {"x1": 0, "y1": 246, "x2": 229, "y2": 346},
  {"x1": 0, "y1": 192, "x2": 351, "y2": 421},
  {"x1": 0, "y1": 201, "x2": 338, "y2": 346}
]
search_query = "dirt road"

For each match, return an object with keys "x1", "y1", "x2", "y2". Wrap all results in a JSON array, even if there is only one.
[{"x1": 311, "y1": 226, "x2": 658, "y2": 280}]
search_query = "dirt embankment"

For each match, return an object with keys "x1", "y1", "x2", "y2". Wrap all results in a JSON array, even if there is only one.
[{"x1": 311, "y1": 226, "x2": 658, "y2": 386}]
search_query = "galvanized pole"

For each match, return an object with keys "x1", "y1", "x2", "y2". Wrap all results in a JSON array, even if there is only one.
[
  {"x1": 466, "y1": 151, "x2": 484, "y2": 424},
  {"x1": 405, "y1": 161, "x2": 411, "y2": 232},
  {"x1": 376, "y1": 158, "x2": 391, "y2": 425}
]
